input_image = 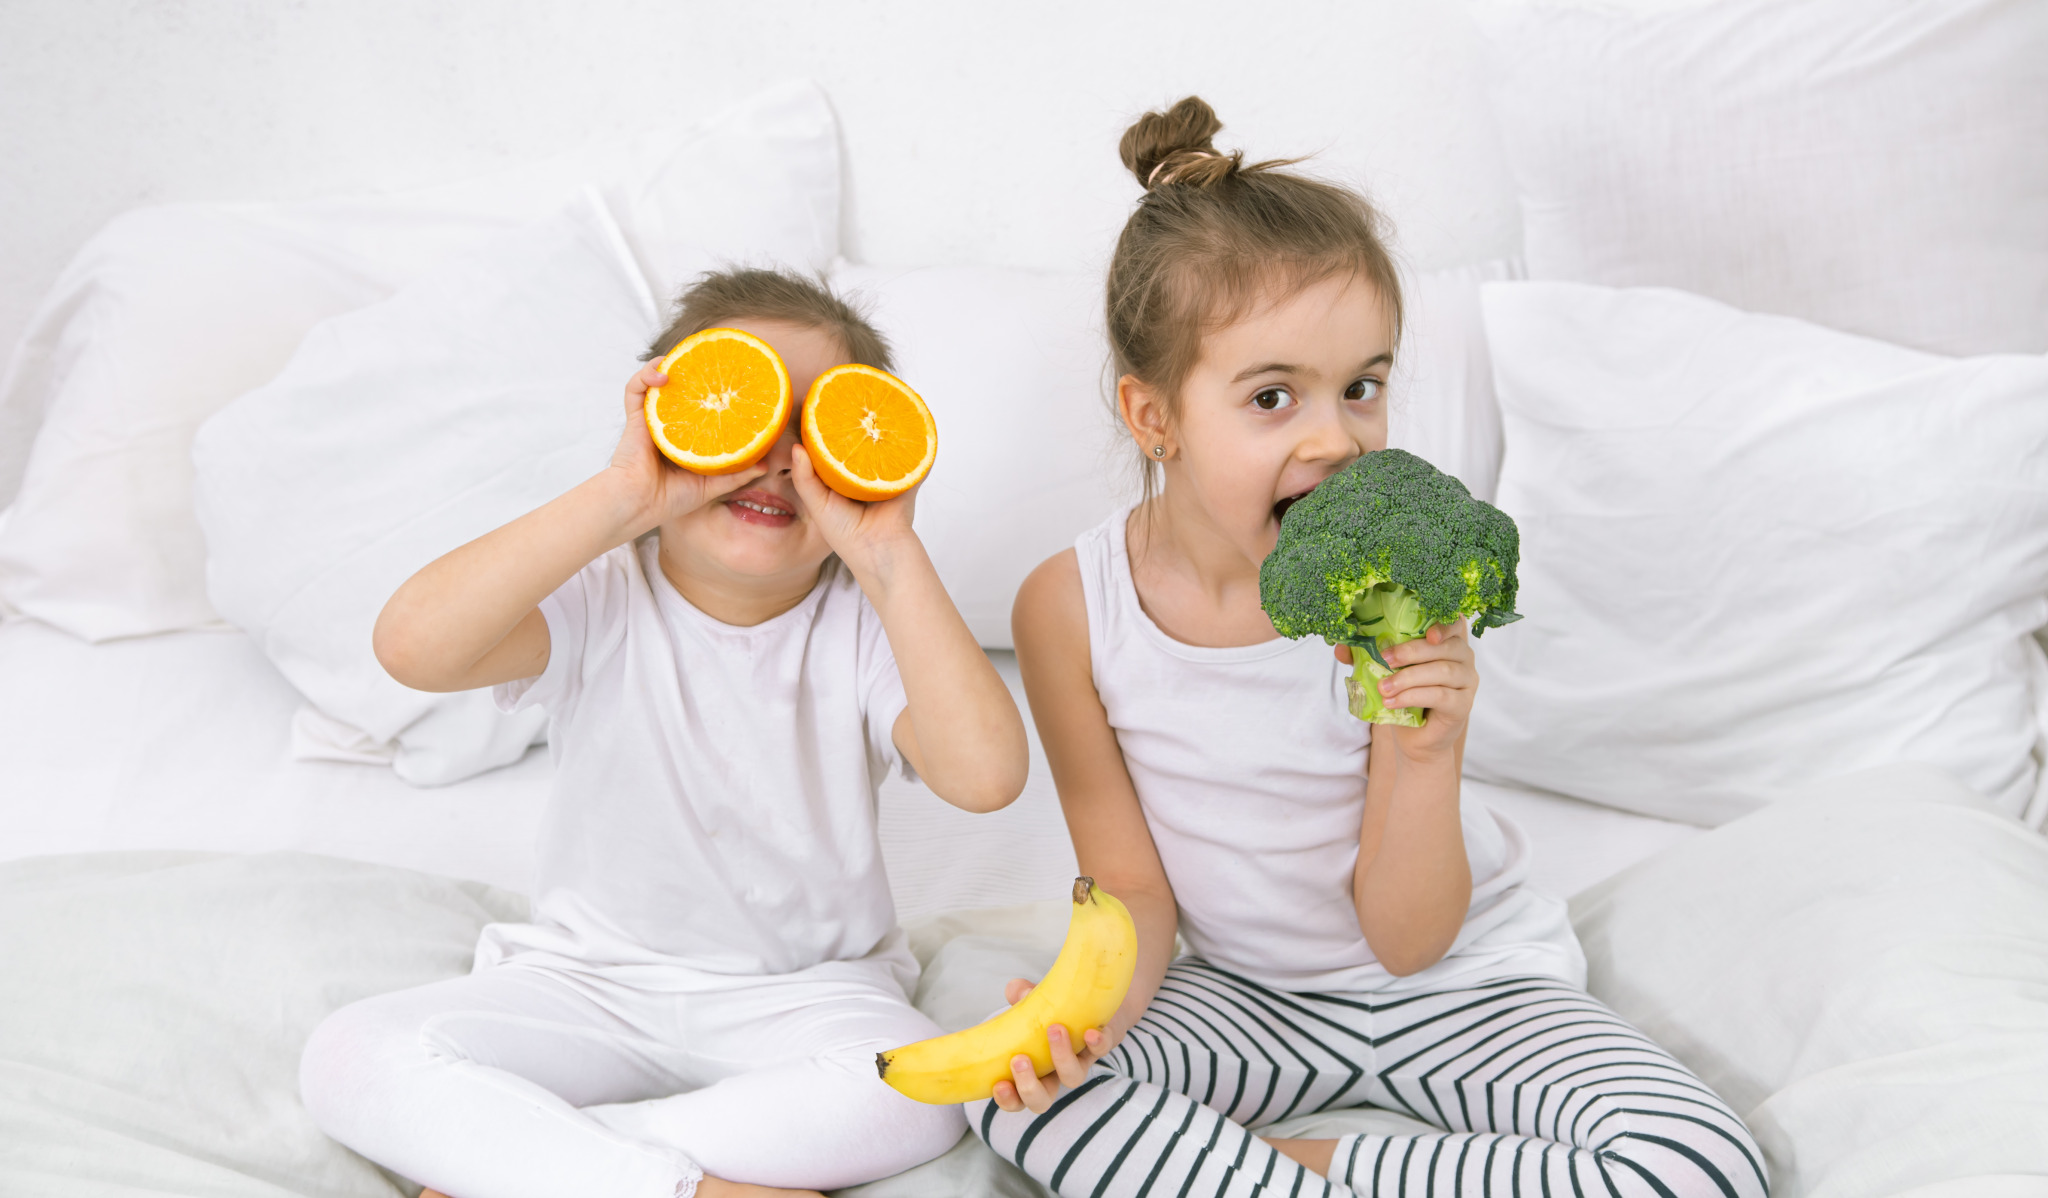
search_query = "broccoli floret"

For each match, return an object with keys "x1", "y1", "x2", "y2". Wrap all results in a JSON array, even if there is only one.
[{"x1": 1259, "y1": 449, "x2": 1522, "y2": 726}]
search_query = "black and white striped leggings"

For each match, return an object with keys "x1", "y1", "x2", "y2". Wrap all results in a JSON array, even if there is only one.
[{"x1": 970, "y1": 959, "x2": 1766, "y2": 1198}]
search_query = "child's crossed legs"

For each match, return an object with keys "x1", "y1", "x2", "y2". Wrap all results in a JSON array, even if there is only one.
[
  {"x1": 301, "y1": 958, "x2": 962, "y2": 1198},
  {"x1": 973, "y1": 960, "x2": 1767, "y2": 1198}
]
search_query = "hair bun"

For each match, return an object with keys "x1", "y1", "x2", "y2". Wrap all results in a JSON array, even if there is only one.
[{"x1": 1120, "y1": 96, "x2": 1241, "y2": 191}]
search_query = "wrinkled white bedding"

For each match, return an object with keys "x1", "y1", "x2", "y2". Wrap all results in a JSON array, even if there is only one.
[
  {"x1": 2, "y1": 771, "x2": 2042, "y2": 1198},
  {"x1": 0, "y1": 615, "x2": 1693, "y2": 915}
]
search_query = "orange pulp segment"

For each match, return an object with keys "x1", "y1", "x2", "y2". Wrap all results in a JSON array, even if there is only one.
[
  {"x1": 644, "y1": 328, "x2": 792, "y2": 474},
  {"x1": 800, "y1": 365, "x2": 937, "y2": 502}
]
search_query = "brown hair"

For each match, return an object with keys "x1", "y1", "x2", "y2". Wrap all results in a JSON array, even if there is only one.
[
  {"x1": 1109, "y1": 96, "x2": 1403, "y2": 499},
  {"x1": 642, "y1": 267, "x2": 893, "y2": 371}
]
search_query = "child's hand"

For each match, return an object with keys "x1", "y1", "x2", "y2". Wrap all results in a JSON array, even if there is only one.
[
  {"x1": 788, "y1": 442, "x2": 920, "y2": 577},
  {"x1": 988, "y1": 976, "x2": 1117, "y2": 1114},
  {"x1": 604, "y1": 365, "x2": 768, "y2": 532},
  {"x1": 1335, "y1": 619, "x2": 1477, "y2": 761}
]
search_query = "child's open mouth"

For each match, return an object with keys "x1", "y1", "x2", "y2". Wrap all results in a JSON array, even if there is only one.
[
  {"x1": 1273, "y1": 489, "x2": 1313, "y2": 524},
  {"x1": 724, "y1": 489, "x2": 797, "y2": 528}
]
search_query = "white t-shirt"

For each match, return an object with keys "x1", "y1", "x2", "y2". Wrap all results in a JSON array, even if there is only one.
[
  {"x1": 1077, "y1": 507, "x2": 1585, "y2": 995},
  {"x1": 490, "y1": 536, "x2": 912, "y2": 979}
]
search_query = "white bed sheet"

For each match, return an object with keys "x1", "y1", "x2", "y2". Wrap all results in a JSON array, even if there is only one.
[{"x1": 0, "y1": 615, "x2": 1699, "y2": 916}]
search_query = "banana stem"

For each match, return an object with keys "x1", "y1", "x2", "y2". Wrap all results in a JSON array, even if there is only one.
[{"x1": 1072, "y1": 876, "x2": 1096, "y2": 905}]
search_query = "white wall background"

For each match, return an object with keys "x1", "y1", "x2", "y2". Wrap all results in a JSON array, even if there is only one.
[{"x1": 0, "y1": 0, "x2": 1524, "y2": 381}]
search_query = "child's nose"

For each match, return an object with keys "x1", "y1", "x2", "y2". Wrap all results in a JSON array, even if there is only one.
[
  {"x1": 1299, "y1": 397, "x2": 1359, "y2": 463},
  {"x1": 759, "y1": 423, "x2": 801, "y2": 475}
]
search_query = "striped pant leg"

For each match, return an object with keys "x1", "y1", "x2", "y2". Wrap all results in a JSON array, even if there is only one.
[
  {"x1": 968, "y1": 957, "x2": 1374, "y2": 1198},
  {"x1": 1324, "y1": 976, "x2": 1769, "y2": 1198}
]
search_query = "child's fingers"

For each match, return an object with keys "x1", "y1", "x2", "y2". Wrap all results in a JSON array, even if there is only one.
[
  {"x1": 1378, "y1": 660, "x2": 1466, "y2": 696},
  {"x1": 1333, "y1": 644, "x2": 1354, "y2": 667},
  {"x1": 1004, "y1": 977, "x2": 1037, "y2": 1006},
  {"x1": 624, "y1": 366, "x2": 667, "y2": 408},
  {"x1": 1047, "y1": 1025, "x2": 1091, "y2": 1088},
  {"x1": 1381, "y1": 685, "x2": 1467, "y2": 714},
  {"x1": 991, "y1": 1078, "x2": 1025, "y2": 1113},
  {"x1": 1386, "y1": 633, "x2": 1474, "y2": 669},
  {"x1": 788, "y1": 444, "x2": 835, "y2": 512},
  {"x1": 1009, "y1": 1054, "x2": 1057, "y2": 1114}
]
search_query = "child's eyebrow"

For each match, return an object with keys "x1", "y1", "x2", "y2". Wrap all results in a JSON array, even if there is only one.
[
  {"x1": 1233, "y1": 361, "x2": 1310, "y2": 382},
  {"x1": 1231, "y1": 353, "x2": 1391, "y2": 384}
]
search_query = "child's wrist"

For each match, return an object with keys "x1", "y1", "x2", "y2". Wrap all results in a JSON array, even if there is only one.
[
  {"x1": 841, "y1": 529, "x2": 931, "y2": 602},
  {"x1": 585, "y1": 469, "x2": 660, "y2": 543}
]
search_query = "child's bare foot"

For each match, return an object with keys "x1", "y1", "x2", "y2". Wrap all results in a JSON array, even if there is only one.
[
  {"x1": 696, "y1": 1179, "x2": 825, "y2": 1198},
  {"x1": 1263, "y1": 1136, "x2": 1338, "y2": 1177}
]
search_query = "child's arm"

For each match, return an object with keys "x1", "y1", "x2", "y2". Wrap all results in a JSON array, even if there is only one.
[
  {"x1": 373, "y1": 365, "x2": 763, "y2": 692},
  {"x1": 788, "y1": 447, "x2": 1028, "y2": 814},
  {"x1": 1341, "y1": 622, "x2": 1478, "y2": 976},
  {"x1": 988, "y1": 550, "x2": 1181, "y2": 1115}
]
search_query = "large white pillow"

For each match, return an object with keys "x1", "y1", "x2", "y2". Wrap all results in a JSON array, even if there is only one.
[
  {"x1": 194, "y1": 193, "x2": 654, "y2": 786},
  {"x1": 828, "y1": 263, "x2": 1125, "y2": 647},
  {"x1": 1385, "y1": 258, "x2": 1523, "y2": 503},
  {"x1": 0, "y1": 851, "x2": 525, "y2": 1198},
  {"x1": 1571, "y1": 765, "x2": 2048, "y2": 1196},
  {"x1": 1466, "y1": 280, "x2": 2048, "y2": 825},
  {"x1": 0, "y1": 80, "x2": 840, "y2": 642},
  {"x1": 1470, "y1": 0, "x2": 2048, "y2": 357},
  {"x1": 829, "y1": 258, "x2": 1520, "y2": 647}
]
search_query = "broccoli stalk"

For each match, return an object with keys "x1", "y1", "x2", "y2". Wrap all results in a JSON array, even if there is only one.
[
  {"x1": 1338, "y1": 577, "x2": 1432, "y2": 725},
  {"x1": 1259, "y1": 450, "x2": 1523, "y2": 727}
]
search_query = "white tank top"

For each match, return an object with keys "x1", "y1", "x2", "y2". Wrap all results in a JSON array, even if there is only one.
[{"x1": 1077, "y1": 507, "x2": 1584, "y2": 994}]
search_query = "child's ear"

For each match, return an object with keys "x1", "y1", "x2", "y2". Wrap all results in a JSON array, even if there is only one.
[{"x1": 1117, "y1": 374, "x2": 1173, "y2": 458}]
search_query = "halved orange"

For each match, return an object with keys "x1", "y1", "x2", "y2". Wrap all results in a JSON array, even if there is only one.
[
  {"x1": 800, "y1": 365, "x2": 937, "y2": 502},
  {"x1": 644, "y1": 328, "x2": 792, "y2": 474}
]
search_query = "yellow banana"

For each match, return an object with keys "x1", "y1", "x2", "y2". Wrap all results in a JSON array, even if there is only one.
[{"x1": 877, "y1": 877, "x2": 1138, "y2": 1105}]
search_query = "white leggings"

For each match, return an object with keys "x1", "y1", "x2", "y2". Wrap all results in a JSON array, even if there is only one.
[
  {"x1": 299, "y1": 957, "x2": 964, "y2": 1197},
  {"x1": 973, "y1": 959, "x2": 1767, "y2": 1198}
]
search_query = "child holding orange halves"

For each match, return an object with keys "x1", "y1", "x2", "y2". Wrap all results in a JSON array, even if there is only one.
[{"x1": 300, "y1": 269, "x2": 1027, "y2": 1198}]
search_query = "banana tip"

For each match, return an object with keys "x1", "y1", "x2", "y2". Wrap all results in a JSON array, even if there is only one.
[
  {"x1": 1073, "y1": 876, "x2": 1095, "y2": 905},
  {"x1": 875, "y1": 1050, "x2": 890, "y2": 1080}
]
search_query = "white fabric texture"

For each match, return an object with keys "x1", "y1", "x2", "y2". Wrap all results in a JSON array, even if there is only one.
[
  {"x1": 828, "y1": 262, "x2": 1126, "y2": 648},
  {"x1": 1384, "y1": 258, "x2": 1525, "y2": 504},
  {"x1": 1074, "y1": 506, "x2": 1584, "y2": 995},
  {"x1": 10, "y1": 767, "x2": 2032, "y2": 1198},
  {"x1": 1467, "y1": 281, "x2": 2048, "y2": 825},
  {"x1": 0, "y1": 79, "x2": 842, "y2": 641},
  {"x1": 490, "y1": 538, "x2": 912, "y2": 977},
  {"x1": 1571, "y1": 764, "x2": 2048, "y2": 1197},
  {"x1": 0, "y1": 615, "x2": 1685, "y2": 926},
  {"x1": 299, "y1": 950, "x2": 961, "y2": 1196},
  {"x1": 0, "y1": 852, "x2": 528, "y2": 1198},
  {"x1": 193, "y1": 192, "x2": 649, "y2": 785},
  {"x1": 1470, "y1": 0, "x2": 2048, "y2": 357}
]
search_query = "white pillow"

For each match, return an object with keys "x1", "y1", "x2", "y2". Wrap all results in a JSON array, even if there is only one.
[
  {"x1": 828, "y1": 263, "x2": 1125, "y2": 647},
  {"x1": 829, "y1": 259, "x2": 1520, "y2": 647},
  {"x1": 1466, "y1": 280, "x2": 2048, "y2": 825},
  {"x1": 1385, "y1": 258, "x2": 1523, "y2": 503},
  {"x1": 1470, "y1": 0, "x2": 2048, "y2": 357},
  {"x1": 0, "y1": 80, "x2": 840, "y2": 642},
  {"x1": 0, "y1": 851, "x2": 525, "y2": 1198},
  {"x1": 194, "y1": 193, "x2": 655, "y2": 786},
  {"x1": 1571, "y1": 765, "x2": 2048, "y2": 1196}
]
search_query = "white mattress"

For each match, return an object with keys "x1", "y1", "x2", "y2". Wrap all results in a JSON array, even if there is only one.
[{"x1": 0, "y1": 615, "x2": 1698, "y2": 919}]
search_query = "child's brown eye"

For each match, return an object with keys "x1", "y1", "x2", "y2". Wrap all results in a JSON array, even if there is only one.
[
  {"x1": 1345, "y1": 379, "x2": 1382, "y2": 402},
  {"x1": 1253, "y1": 388, "x2": 1294, "y2": 411}
]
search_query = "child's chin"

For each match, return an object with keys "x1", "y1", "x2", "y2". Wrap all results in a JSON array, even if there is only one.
[{"x1": 704, "y1": 531, "x2": 832, "y2": 579}]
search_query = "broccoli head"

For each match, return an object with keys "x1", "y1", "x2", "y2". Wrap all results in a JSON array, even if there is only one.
[{"x1": 1258, "y1": 449, "x2": 1522, "y2": 726}]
